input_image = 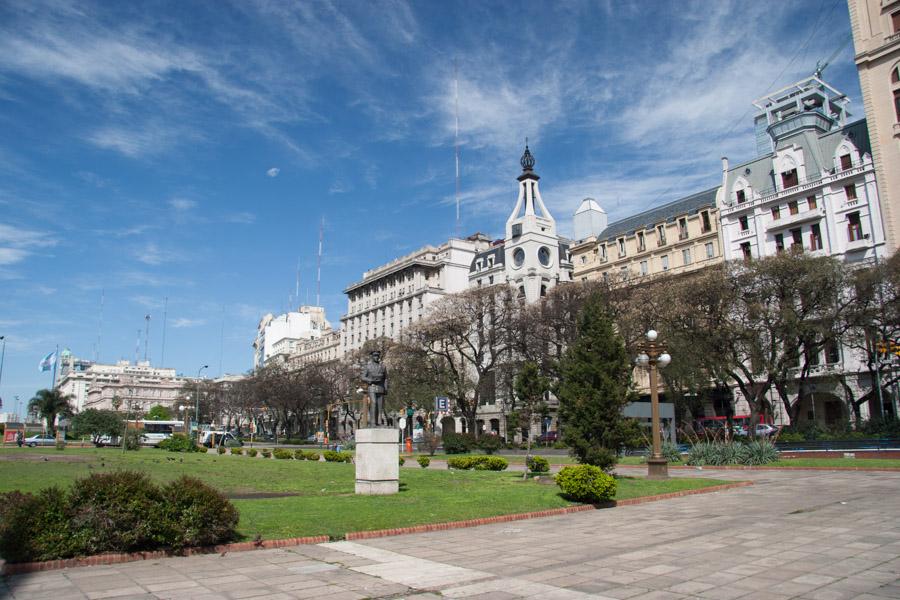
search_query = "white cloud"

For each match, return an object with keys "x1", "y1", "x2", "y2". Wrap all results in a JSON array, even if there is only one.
[
  {"x1": 87, "y1": 123, "x2": 184, "y2": 158},
  {"x1": 135, "y1": 242, "x2": 182, "y2": 266},
  {"x1": 0, "y1": 248, "x2": 29, "y2": 265},
  {"x1": 0, "y1": 223, "x2": 56, "y2": 248},
  {"x1": 329, "y1": 179, "x2": 351, "y2": 194},
  {"x1": 168, "y1": 198, "x2": 197, "y2": 212},
  {"x1": 266, "y1": 167, "x2": 280, "y2": 177},
  {"x1": 171, "y1": 317, "x2": 205, "y2": 328}
]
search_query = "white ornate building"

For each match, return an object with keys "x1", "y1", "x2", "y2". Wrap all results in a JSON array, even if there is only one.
[
  {"x1": 468, "y1": 145, "x2": 573, "y2": 301},
  {"x1": 719, "y1": 75, "x2": 889, "y2": 425},
  {"x1": 253, "y1": 306, "x2": 330, "y2": 368}
]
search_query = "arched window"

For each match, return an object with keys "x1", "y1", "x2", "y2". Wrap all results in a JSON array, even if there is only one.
[{"x1": 893, "y1": 64, "x2": 900, "y2": 122}]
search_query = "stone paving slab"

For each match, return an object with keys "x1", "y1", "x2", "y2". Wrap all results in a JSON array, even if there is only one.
[{"x1": 3, "y1": 469, "x2": 900, "y2": 599}]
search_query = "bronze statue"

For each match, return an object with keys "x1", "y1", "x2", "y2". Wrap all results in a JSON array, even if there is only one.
[{"x1": 361, "y1": 350, "x2": 388, "y2": 427}]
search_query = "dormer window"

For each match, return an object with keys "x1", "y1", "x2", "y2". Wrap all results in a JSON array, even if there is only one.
[
  {"x1": 839, "y1": 154, "x2": 852, "y2": 171},
  {"x1": 617, "y1": 238, "x2": 626, "y2": 257},
  {"x1": 656, "y1": 225, "x2": 666, "y2": 246},
  {"x1": 781, "y1": 169, "x2": 799, "y2": 189},
  {"x1": 701, "y1": 210, "x2": 711, "y2": 232},
  {"x1": 637, "y1": 231, "x2": 645, "y2": 252},
  {"x1": 678, "y1": 218, "x2": 688, "y2": 240},
  {"x1": 736, "y1": 189, "x2": 746, "y2": 203}
]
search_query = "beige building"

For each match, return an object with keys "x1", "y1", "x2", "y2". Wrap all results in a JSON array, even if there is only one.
[
  {"x1": 340, "y1": 234, "x2": 493, "y2": 353},
  {"x1": 288, "y1": 330, "x2": 342, "y2": 367},
  {"x1": 570, "y1": 187, "x2": 723, "y2": 284},
  {"x1": 57, "y1": 358, "x2": 191, "y2": 413},
  {"x1": 849, "y1": 0, "x2": 900, "y2": 252}
]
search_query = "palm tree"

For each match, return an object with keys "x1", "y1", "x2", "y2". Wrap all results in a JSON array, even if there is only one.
[{"x1": 28, "y1": 389, "x2": 74, "y2": 436}]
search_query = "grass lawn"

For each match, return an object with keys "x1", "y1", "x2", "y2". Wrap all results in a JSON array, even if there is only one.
[{"x1": 0, "y1": 447, "x2": 730, "y2": 541}]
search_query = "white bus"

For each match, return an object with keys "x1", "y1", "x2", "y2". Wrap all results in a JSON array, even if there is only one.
[{"x1": 126, "y1": 420, "x2": 185, "y2": 446}]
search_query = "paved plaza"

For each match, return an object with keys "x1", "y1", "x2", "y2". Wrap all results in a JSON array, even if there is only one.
[{"x1": 2, "y1": 468, "x2": 899, "y2": 600}]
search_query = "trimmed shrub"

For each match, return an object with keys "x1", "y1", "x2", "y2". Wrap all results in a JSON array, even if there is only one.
[
  {"x1": 551, "y1": 440, "x2": 568, "y2": 450},
  {"x1": 216, "y1": 445, "x2": 227, "y2": 455},
  {"x1": 399, "y1": 456, "x2": 405, "y2": 466},
  {"x1": 0, "y1": 473, "x2": 238, "y2": 563},
  {"x1": 303, "y1": 451, "x2": 320, "y2": 461},
  {"x1": 526, "y1": 455, "x2": 550, "y2": 473},
  {"x1": 475, "y1": 435, "x2": 503, "y2": 455},
  {"x1": 556, "y1": 464, "x2": 616, "y2": 503},
  {"x1": 447, "y1": 455, "x2": 508, "y2": 471},
  {"x1": 273, "y1": 448, "x2": 293, "y2": 460},
  {"x1": 159, "y1": 434, "x2": 202, "y2": 453},
  {"x1": 230, "y1": 447, "x2": 243, "y2": 456},
  {"x1": 294, "y1": 449, "x2": 306, "y2": 460},
  {"x1": 417, "y1": 455, "x2": 430, "y2": 468},
  {"x1": 247, "y1": 448, "x2": 258, "y2": 457},
  {"x1": 323, "y1": 450, "x2": 351, "y2": 462},
  {"x1": 261, "y1": 449, "x2": 272, "y2": 458},
  {"x1": 442, "y1": 432, "x2": 476, "y2": 454},
  {"x1": 159, "y1": 476, "x2": 238, "y2": 551}
]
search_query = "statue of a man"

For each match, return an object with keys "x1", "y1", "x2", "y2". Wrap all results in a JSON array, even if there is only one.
[{"x1": 361, "y1": 350, "x2": 388, "y2": 427}]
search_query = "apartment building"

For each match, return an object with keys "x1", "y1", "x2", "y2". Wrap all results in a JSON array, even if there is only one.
[{"x1": 253, "y1": 306, "x2": 330, "y2": 368}]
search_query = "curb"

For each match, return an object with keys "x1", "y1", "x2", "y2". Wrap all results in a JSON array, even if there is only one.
[
  {"x1": 0, "y1": 535, "x2": 329, "y2": 576},
  {"x1": 614, "y1": 464, "x2": 900, "y2": 472},
  {"x1": 1, "y1": 481, "x2": 753, "y2": 575}
]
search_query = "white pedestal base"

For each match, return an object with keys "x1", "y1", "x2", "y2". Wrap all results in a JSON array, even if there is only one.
[{"x1": 355, "y1": 428, "x2": 399, "y2": 495}]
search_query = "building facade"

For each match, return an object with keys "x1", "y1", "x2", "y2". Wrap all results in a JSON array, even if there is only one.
[
  {"x1": 288, "y1": 330, "x2": 342, "y2": 368},
  {"x1": 253, "y1": 306, "x2": 330, "y2": 368},
  {"x1": 849, "y1": 0, "x2": 900, "y2": 253},
  {"x1": 570, "y1": 188, "x2": 723, "y2": 283},
  {"x1": 468, "y1": 146, "x2": 573, "y2": 301},
  {"x1": 340, "y1": 234, "x2": 493, "y2": 353},
  {"x1": 56, "y1": 358, "x2": 191, "y2": 414}
]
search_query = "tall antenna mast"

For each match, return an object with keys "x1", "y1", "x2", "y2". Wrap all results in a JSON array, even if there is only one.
[
  {"x1": 316, "y1": 217, "x2": 324, "y2": 306},
  {"x1": 160, "y1": 297, "x2": 168, "y2": 366},
  {"x1": 96, "y1": 289, "x2": 105, "y2": 363},
  {"x1": 143, "y1": 314, "x2": 151, "y2": 363},
  {"x1": 454, "y1": 58, "x2": 461, "y2": 238}
]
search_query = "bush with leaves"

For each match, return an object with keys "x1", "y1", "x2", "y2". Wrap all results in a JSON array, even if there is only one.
[
  {"x1": 158, "y1": 434, "x2": 202, "y2": 453},
  {"x1": 399, "y1": 456, "x2": 405, "y2": 466},
  {"x1": 420, "y1": 432, "x2": 442, "y2": 456},
  {"x1": 526, "y1": 455, "x2": 550, "y2": 473},
  {"x1": 294, "y1": 449, "x2": 306, "y2": 460},
  {"x1": 231, "y1": 447, "x2": 243, "y2": 456},
  {"x1": 441, "y1": 432, "x2": 476, "y2": 454},
  {"x1": 303, "y1": 451, "x2": 320, "y2": 461},
  {"x1": 417, "y1": 455, "x2": 430, "y2": 468},
  {"x1": 447, "y1": 455, "x2": 508, "y2": 471},
  {"x1": 0, "y1": 473, "x2": 238, "y2": 562},
  {"x1": 71, "y1": 409, "x2": 123, "y2": 444},
  {"x1": 686, "y1": 440, "x2": 778, "y2": 466},
  {"x1": 476, "y1": 434, "x2": 503, "y2": 455},
  {"x1": 273, "y1": 448, "x2": 293, "y2": 460},
  {"x1": 555, "y1": 464, "x2": 617, "y2": 503},
  {"x1": 247, "y1": 448, "x2": 258, "y2": 457},
  {"x1": 644, "y1": 442, "x2": 681, "y2": 463},
  {"x1": 216, "y1": 446, "x2": 227, "y2": 455}
]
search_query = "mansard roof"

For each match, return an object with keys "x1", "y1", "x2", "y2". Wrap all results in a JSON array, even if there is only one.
[{"x1": 597, "y1": 187, "x2": 718, "y2": 243}]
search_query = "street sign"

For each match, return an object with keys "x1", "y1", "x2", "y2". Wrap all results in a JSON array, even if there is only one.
[
  {"x1": 434, "y1": 396, "x2": 449, "y2": 412},
  {"x1": 398, "y1": 417, "x2": 407, "y2": 430}
]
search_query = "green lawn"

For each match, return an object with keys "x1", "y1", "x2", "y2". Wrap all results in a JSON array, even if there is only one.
[{"x1": 0, "y1": 447, "x2": 731, "y2": 541}]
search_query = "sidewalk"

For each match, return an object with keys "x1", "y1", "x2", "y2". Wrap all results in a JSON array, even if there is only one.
[{"x1": 3, "y1": 468, "x2": 899, "y2": 599}]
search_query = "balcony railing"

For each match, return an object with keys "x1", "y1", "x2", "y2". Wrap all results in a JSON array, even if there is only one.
[{"x1": 766, "y1": 206, "x2": 826, "y2": 231}]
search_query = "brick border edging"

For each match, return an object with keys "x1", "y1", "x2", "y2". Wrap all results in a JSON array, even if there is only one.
[
  {"x1": 613, "y1": 464, "x2": 900, "y2": 472},
  {"x1": 2, "y1": 481, "x2": 753, "y2": 575},
  {"x1": 0, "y1": 535, "x2": 329, "y2": 576},
  {"x1": 344, "y1": 480, "x2": 753, "y2": 541}
]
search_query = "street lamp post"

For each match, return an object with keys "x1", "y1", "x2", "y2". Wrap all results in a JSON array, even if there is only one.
[
  {"x1": 179, "y1": 404, "x2": 188, "y2": 437},
  {"x1": 195, "y1": 365, "x2": 208, "y2": 442},
  {"x1": 635, "y1": 329, "x2": 672, "y2": 479}
]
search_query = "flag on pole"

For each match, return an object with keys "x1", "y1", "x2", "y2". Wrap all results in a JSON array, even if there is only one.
[{"x1": 38, "y1": 351, "x2": 57, "y2": 372}]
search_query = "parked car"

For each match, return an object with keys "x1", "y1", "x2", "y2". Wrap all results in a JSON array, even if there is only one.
[
  {"x1": 24, "y1": 434, "x2": 56, "y2": 447},
  {"x1": 199, "y1": 431, "x2": 242, "y2": 448},
  {"x1": 754, "y1": 424, "x2": 779, "y2": 437},
  {"x1": 537, "y1": 431, "x2": 559, "y2": 443}
]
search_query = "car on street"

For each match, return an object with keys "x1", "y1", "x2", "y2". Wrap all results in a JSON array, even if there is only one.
[
  {"x1": 537, "y1": 431, "x2": 559, "y2": 444},
  {"x1": 24, "y1": 434, "x2": 56, "y2": 447},
  {"x1": 754, "y1": 424, "x2": 779, "y2": 437},
  {"x1": 200, "y1": 431, "x2": 242, "y2": 448}
]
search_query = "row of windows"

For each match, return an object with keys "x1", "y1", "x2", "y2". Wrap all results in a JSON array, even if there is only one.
[
  {"x1": 734, "y1": 153, "x2": 859, "y2": 204},
  {"x1": 738, "y1": 210, "x2": 864, "y2": 259},
  {"x1": 582, "y1": 211, "x2": 713, "y2": 264},
  {"x1": 736, "y1": 184, "x2": 859, "y2": 234}
]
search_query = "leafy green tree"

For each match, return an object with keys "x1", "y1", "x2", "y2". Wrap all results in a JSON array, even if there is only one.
[
  {"x1": 71, "y1": 409, "x2": 124, "y2": 443},
  {"x1": 28, "y1": 389, "x2": 74, "y2": 436},
  {"x1": 514, "y1": 361, "x2": 550, "y2": 479},
  {"x1": 145, "y1": 405, "x2": 173, "y2": 420},
  {"x1": 557, "y1": 294, "x2": 636, "y2": 471}
]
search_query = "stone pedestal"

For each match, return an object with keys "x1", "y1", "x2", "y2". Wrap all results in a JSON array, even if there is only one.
[
  {"x1": 355, "y1": 428, "x2": 399, "y2": 495},
  {"x1": 646, "y1": 457, "x2": 669, "y2": 480}
]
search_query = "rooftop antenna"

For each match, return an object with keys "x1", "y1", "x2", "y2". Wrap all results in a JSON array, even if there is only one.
[
  {"x1": 95, "y1": 288, "x2": 105, "y2": 363},
  {"x1": 814, "y1": 34, "x2": 851, "y2": 79},
  {"x1": 160, "y1": 297, "x2": 168, "y2": 366},
  {"x1": 143, "y1": 314, "x2": 151, "y2": 363},
  {"x1": 454, "y1": 58, "x2": 461, "y2": 238},
  {"x1": 316, "y1": 217, "x2": 324, "y2": 306}
]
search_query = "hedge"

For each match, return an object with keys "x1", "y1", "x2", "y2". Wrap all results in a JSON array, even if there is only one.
[
  {"x1": 446, "y1": 455, "x2": 508, "y2": 471},
  {"x1": 0, "y1": 472, "x2": 237, "y2": 563},
  {"x1": 555, "y1": 465, "x2": 616, "y2": 503}
]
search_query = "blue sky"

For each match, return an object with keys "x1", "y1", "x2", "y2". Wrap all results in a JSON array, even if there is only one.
[{"x1": 0, "y1": 0, "x2": 861, "y2": 408}]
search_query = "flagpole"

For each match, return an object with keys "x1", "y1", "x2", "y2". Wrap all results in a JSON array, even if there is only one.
[{"x1": 51, "y1": 344, "x2": 58, "y2": 389}]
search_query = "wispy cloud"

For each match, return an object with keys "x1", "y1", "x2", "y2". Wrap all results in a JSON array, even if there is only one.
[
  {"x1": 223, "y1": 212, "x2": 256, "y2": 224},
  {"x1": 171, "y1": 317, "x2": 205, "y2": 328},
  {"x1": 266, "y1": 167, "x2": 280, "y2": 177},
  {"x1": 168, "y1": 198, "x2": 197, "y2": 212},
  {"x1": 0, "y1": 248, "x2": 29, "y2": 265},
  {"x1": 134, "y1": 242, "x2": 183, "y2": 266},
  {"x1": 0, "y1": 223, "x2": 58, "y2": 265}
]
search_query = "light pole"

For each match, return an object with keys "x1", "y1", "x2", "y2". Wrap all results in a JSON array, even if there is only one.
[
  {"x1": 195, "y1": 365, "x2": 208, "y2": 441},
  {"x1": 635, "y1": 329, "x2": 672, "y2": 479},
  {"x1": 179, "y1": 404, "x2": 188, "y2": 437}
]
